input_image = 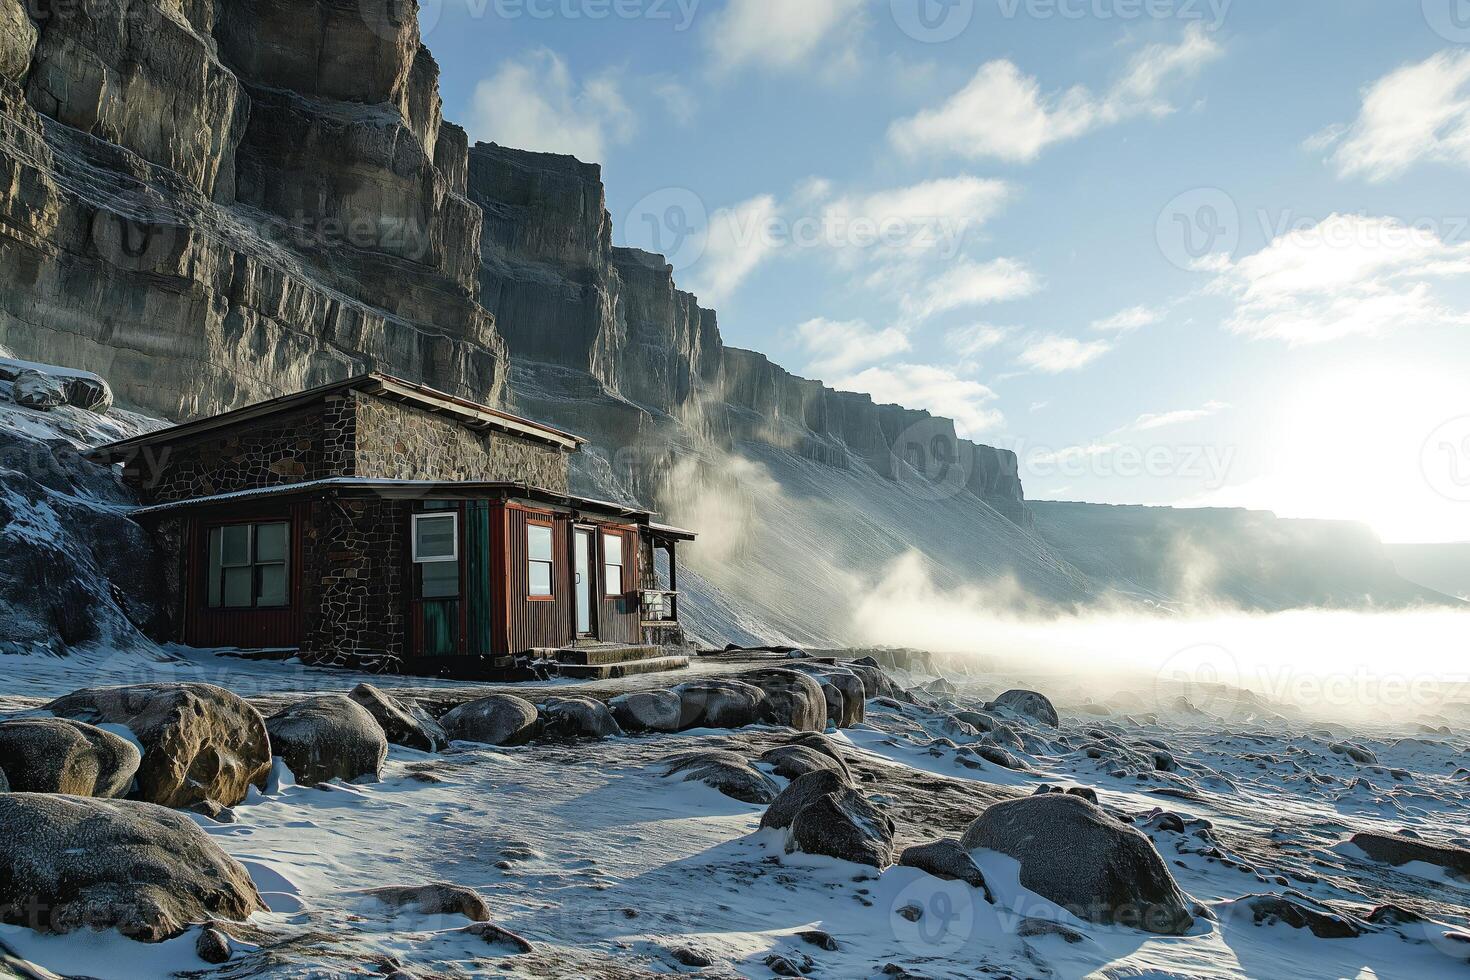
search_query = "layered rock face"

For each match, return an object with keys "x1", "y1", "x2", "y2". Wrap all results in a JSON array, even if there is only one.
[
  {"x1": 0, "y1": 0, "x2": 505, "y2": 421},
  {"x1": 468, "y1": 142, "x2": 1029, "y2": 525}
]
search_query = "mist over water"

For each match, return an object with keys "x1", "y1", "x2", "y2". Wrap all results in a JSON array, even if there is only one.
[{"x1": 854, "y1": 552, "x2": 1470, "y2": 725}]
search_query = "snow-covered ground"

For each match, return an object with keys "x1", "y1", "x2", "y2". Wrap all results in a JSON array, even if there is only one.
[{"x1": 2, "y1": 646, "x2": 1467, "y2": 979}]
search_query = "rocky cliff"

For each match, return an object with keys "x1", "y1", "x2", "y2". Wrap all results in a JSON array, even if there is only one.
[{"x1": 0, "y1": 0, "x2": 505, "y2": 420}]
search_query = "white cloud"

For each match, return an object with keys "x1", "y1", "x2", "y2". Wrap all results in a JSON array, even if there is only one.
[
  {"x1": 1129, "y1": 401, "x2": 1230, "y2": 432},
  {"x1": 467, "y1": 50, "x2": 634, "y2": 163},
  {"x1": 707, "y1": 0, "x2": 867, "y2": 75},
  {"x1": 1318, "y1": 50, "x2": 1470, "y2": 182},
  {"x1": 1091, "y1": 305, "x2": 1163, "y2": 333},
  {"x1": 820, "y1": 177, "x2": 1012, "y2": 265},
  {"x1": 1209, "y1": 213, "x2": 1470, "y2": 345},
  {"x1": 945, "y1": 323, "x2": 1011, "y2": 358},
  {"x1": 1015, "y1": 335, "x2": 1112, "y2": 373},
  {"x1": 905, "y1": 257, "x2": 1039, "y2": 320},
  {"x1": 683, "y1": 194, "x2": 782, "y2": 307},
  {"x1": 796, "y1": 318, "x2": 911, "y2": 376},
  {"x1": 889, "y1": 25, "x2": 1221, "y2": 163},
  {"x1": 651, "y1": 76, "x2": 698, "y2": 125},
  {"x1": 834, "y1": 363, "x2": 1003, "y2": 438}
]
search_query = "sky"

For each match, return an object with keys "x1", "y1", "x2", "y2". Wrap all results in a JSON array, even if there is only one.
[{"x1": 418, "y1": 0, "x2": 1470, "y2": 544}]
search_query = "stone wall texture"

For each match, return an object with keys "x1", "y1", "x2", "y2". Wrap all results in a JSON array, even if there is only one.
[{"x1": 300, "y1": 497, "x2": 406, "y2": 660}]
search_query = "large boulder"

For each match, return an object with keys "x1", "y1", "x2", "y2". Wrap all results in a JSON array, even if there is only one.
[
  {"x1": 789, "y1": 788, "x2": 896, "y2": 869},
  {"x1": 900, "y1": 839, "x2": 993, "y2": 898},
  {"x1": 760, "y1": 769, "x2": 852, "y2": 831},
  {"x1": 961, "y1": 794, "x2": 1194, "y2": 935},
  {"x1": 266, "y1": 696, "x2": 388, "y2": 786},
  {"x1": 0, "y1": 0, "x2": 36, "y2": 85},
  {"x1": 609, "y1": 690, "x2": 682, "y2": 733},
  {"x1": 0, "y1": 718, "x2": 141, "y2": 798},
  {"x1": 0, "y1": 794, "x2": 264, "y2": 942},
  {"x1": 61, "y1": 374, "x2": 114, "y2": 414},
  {"x1": 349, "y1": 683, "x2": 447, "y2": 753},
  {"x1": 739, "y1": 669, "x2": 827, "y2": 732},
  {"x1": 1348, "y1": 831, "x2": 1470, "y2": 879},
  {"x1": 672, "y1": 679, "x2": 766, "y2": 730},
  {"x1": 986, "y1": 690, "x2": 1060, "y2": 728},
  {"x1": 46, "y1": 684, "x2": 271, "y2": 809},
  {"x1": 12, "y1": 370, "x2": 66, "y2": 410},
  {"x1": 537, "y1": 697, "x2": 623, "y2": 740},
  {"x1": 665, "y1": 751, "x2": 780, "y2": 804},
  {"x1": 760, "y1": 744, "x2": 851, "y2": 782},
  {"x1": 441, "y1": 695, "x2": 540, "y2": 746},
  {"x1": 363, "y1": 883, "x2": 491, "y2": 922},
  {"x1": 789, "y1": 665, "x2": 865, "y2": 728}
]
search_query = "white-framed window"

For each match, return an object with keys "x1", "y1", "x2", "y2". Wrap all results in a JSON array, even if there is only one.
[
  {"x1": 206, "y1": 521, "x2": 289, "y2": 609},
  {"x1": 413, "y1": 513, "x2": 459, "y2": 600},
  {"x1": 603, "y1": 531, "x2": 624, "y2": 597},
  {"x1": 528, "y1": 523, "x2": 555, "y2": 598}
]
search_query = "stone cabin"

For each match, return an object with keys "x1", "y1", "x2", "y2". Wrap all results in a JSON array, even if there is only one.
[{"x1": 88, "y1": 374, "x2": 695, "y2": 678}]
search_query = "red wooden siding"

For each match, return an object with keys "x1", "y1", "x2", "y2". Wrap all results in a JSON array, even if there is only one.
[
  {"x1": 597, "y1": 525, "x2": 641, "y2": 645},
  {"x1": 183, "y1": 504, "x2": 306, "y2": 649},
  {"x1": 503, "y1": 504, "x2": 575, "y2": 653}
]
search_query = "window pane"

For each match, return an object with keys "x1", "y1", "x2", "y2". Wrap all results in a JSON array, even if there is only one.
[
  {"x1": 528, "y1": 524, "x2": 553, "y2": 562},
  {"x1": 421, "y1": 560, "x2": 459, "y2": 599},
  {"x1": 415, "y1": 515, "x2": 456, "y2": 561},
  {"x1": 223, "y1": 567, "x2": 253, "y2": 608},
  {"x1": 257, "y1": 564, "x2": 288, "y2": 607},
  {"x1": 529, "y1": 560, "x2": 553, "y2": 597},
  {"x1": 221, "y1": 525, "x2": 251, "y2": 567},
  {"x1": 604, "y1": 563, "x2": 622, "y2": 594},
  {"x1": 603, "y1": 533, "x2": 623, "y2": 566},
  {"x1": 256, "y1": 523, "x2": 288, "y2": 563},
  {"x1": 207, "y1": 527, "x2": 223, "y2": 608}
]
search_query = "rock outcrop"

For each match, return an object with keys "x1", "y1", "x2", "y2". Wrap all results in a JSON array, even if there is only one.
[
  {"x1": 349, "y1": 683, "x2": 447, "y2": 753},
  {"x1": 46, "y1": 683, "x2": 272, "y2": 809},
  {"x1": 0, "y1": 793, "x2": 264, "y2": 942},
  {"x1": 441, "y1": 694, "x2": 539, "y2": 746},
  {"x1": 266, "y1": 695, "x2": 389, "y2": 786}
]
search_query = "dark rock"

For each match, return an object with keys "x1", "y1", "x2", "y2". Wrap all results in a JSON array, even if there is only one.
[
  {"x1": 46, "y1": 684, "x2": 271, "y2": 809},
  {"x1": 788, "y1": 788, "x2": 896, "y2": 869},
  {"x1": 672, "y1": 679, "x2": 766, "y2": 730},
  {"x1": 761, "y1": 769, "x2": 851, "y2": 831},
  {"x1": 364, "y1": 883, "x2": 491, "y2": 922},
  {"x1": 975, "y1": 744, "x2": 1030, "y2": 771},
  {"x1": 1329, "y1": 742, "x2": 1378, "y2": 765},
  {"x1": 0, "y1": 717, "x2": 140, "y2": 797},
  {"x1": 440, "y1": 695, "x2": 539, "y2": 746},
  {"x1": 1349, "y1": 831, "x2": 1470, "y2": 879},
  {"x1": 537, "y1": 697, "x2": 623, "y2": 740},
  {"x1": 789, "y1": 665, "x2": 866, "y2": 727},
  {"x1": 665, "y1": 751, "x2": 780, "y2": 804},
  {"x1": 764, "y1": 952, "x2": 813, "y2": 976},
  {"x1": 608, "y1": 690, "x2": 682, "y2": 733},
  {"x1": 349, "y1": 683, "x2": 447, "y2": 752},
  {"x1": 12, "y1": 370, "x2": 66, "y2": 410},
  {"x1": 459, "y1": 921, "x2": 534, "y2": 953},
  {"x1": 266, "y1": 695, "x2": 388, "y2": 786},
  {"x1": 798, "y1": 929, "x2": 839, "y2": 950},
  {"x1": 760, "y1": 744, "x2": 851, "y2": 781},
  {"x1": 986, "y1": 690, "x2": 1059, "y2": 728},
  {"x1": 196, "y1": 926, "x2": 232, "y2": 964},
  {"x1": 672, "y1": 947, "x2": 713, "y2": 967},
  {"x1": 0, "y1": 794, "x2": 264, "y2": 941},
  {"x1": 960, "y1": 794, "x2": 1194, "y2": 935},
  {"x1": 898, "y1": 839, "x2": 993, "y2": 900},
  {"x1": 61, "y1": 374, "x2": 114, "y2": 414},
  {"x1": 1225, "y1": 894, "x2": 1366, "y2": 939},
  {"x1": 1016, "y1": 918, "x2": 1088, "y2": 943},
  {"x1": 739, "y1": 668, "x2": 827, "y2": 732}
]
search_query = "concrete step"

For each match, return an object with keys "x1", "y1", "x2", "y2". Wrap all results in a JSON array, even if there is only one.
[
  {"x1": 555, "y1": 655, "x2": 690, "y2": 680},
  {"x1": 552, "y1": 645, "x2": 666, "y2": 667}
]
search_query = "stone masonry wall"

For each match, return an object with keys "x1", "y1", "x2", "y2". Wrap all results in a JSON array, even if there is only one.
[
  {"x1": 299, "y1": 497, "x2": 406, "y2": 661},
  {"x1": 121, "y1": 397, "x2": 357, "y2": 505},
  {"x1": 352, "y1": 392, "x2": 569, "y2": 493}
]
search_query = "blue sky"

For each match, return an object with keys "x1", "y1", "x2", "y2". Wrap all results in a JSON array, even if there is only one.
[{"x1": 420, "y1": 0, "x2": 1470, "y2": 543}]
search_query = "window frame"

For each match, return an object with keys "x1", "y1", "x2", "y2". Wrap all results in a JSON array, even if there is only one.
[
  {"x1": 527, "y1": 520, "x2": 556, "y2": 601},
  {"x1": 411, "y1": 512, "x2": 459, "y2": 564},
  {"x1": 204, "y1": 519, "x2": 292, "y2": 612},
  {"x1": 602, "y1": 529, "x2": 625, "y2": 598}
]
